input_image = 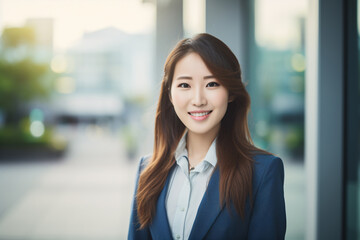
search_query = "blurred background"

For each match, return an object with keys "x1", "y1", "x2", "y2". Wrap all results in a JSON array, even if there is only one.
[{"x1": 0, "y1": 0, "x2": 358, "y2": 239}]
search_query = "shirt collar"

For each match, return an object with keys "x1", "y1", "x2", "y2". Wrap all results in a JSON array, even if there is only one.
[
  {"x1": 204, "y1": 138, "x2": 217, "y2": 167},
  {"x1": 174, "y1": 131, "x2": 218, "y2": 168},
  {"x1": 174, "y1": 132, "x2": 188, "y2": 162}
]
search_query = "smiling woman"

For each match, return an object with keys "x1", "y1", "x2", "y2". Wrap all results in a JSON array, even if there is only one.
[{"x1": 128, "y1": 33, "x2": 286, "y2": 240}]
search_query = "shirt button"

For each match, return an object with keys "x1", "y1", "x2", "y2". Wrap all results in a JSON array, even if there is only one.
[
  {"x1": 180, "y1": 207, "x2": 185, "y2": 212},
  {"x1": 176, "y1": 234, "x2": 180, "y2": 239}
]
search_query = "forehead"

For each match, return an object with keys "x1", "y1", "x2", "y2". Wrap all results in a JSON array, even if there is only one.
[{"x1": 173, "y1": 52, "x2": 212, "y2": 76}]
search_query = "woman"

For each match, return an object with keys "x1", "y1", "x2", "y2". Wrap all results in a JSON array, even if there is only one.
[{"x1": 128, "y1": 33, "x2": 286, "y2": 240}]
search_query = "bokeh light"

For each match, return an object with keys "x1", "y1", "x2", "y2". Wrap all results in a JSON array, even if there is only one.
[
  {"x1": 55, "y1": 76, "x2": 76, "y2": 94},
  {"x1": 30, "y1": 108, "x2": 44, "y2": 122},
  {"x1": 30, "y1": 120, "x2": 45, "y2": 137},
  {"x1": 291, "y1": 53, "x2": 306, "y2": 72},
  {"x1": 51, "y1": 55, "x2": 68, "y2": 73}
]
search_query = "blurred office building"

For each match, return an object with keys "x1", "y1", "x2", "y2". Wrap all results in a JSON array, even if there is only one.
[
  {"x1": 50, "y1": 27, "x2": 155, "y2": 159},
  {"x1": 52, "y1": 28, "x2": 154, "y2": 125},
  {"x1": 26, "y1": 18, "x2": 54, "y2": 61}
]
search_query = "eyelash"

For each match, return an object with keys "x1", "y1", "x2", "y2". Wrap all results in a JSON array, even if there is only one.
[
  {"x1": 177, "y1": 82, "x2": 220, "y2": 88},
  {"x1": 206, "y1": 82, "x2": 220, "y2": 87},
  {"x1": 178, "y1": 83, "x2": 190, "y2": 88}
]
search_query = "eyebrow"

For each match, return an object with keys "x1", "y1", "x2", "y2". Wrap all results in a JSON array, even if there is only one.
[{"x1": 175, "y1": 75, "x2": 215, "y2": 80}]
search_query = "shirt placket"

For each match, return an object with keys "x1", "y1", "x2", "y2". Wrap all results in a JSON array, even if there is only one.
[{"x1": 172, "y1": 160, "x2": 192, "y2": 240}]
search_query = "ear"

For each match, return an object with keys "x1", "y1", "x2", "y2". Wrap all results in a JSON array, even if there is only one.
[{"x1": 228, "y1": 95, "x2": 235, "y2": 103}]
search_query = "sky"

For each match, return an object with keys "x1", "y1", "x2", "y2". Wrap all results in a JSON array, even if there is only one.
[
  {"x1": 0, "y1": 0, "x2": 315, "y2": 51},
  {"x1": 0, "y1": 0, "x2": 155, "y2": 50}
]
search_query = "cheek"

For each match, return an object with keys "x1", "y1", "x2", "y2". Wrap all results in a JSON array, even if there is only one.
[
  {"x1": 212, "y1": 90, "x2": 229, "y2": 110},
  {"x1": 170, "y1": 88, "x2": 187, "y2": 110}
]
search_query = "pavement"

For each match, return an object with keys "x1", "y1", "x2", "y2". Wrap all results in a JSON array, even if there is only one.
[{"x1": 0, "y1": 125, "x2": 139, "y2": 240}]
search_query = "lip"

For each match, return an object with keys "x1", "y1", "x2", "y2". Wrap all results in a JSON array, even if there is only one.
[{"x1": 188, "y1": 110, "x2": 212, "y2": 121}]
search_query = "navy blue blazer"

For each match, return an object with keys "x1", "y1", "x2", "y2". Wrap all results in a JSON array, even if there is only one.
[{"x1": 128, "y1": 154, "x2": 286, "y2": 240}]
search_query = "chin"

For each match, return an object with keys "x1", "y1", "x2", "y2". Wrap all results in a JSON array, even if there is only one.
[{"x1": 187, "y1": 125, "x2": 219, "y2": 136}]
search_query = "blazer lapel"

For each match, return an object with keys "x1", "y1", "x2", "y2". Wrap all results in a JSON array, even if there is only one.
[
  {"x1": 188, "y1": 167, "x2": 223, "y2": 240},
  {"x1": 149, "y1": 166, "x2": 175, "y2": 240}
]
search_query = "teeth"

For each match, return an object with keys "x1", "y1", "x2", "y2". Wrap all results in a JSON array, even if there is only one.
[{"x1": 190, "y1": 111, "x2": 210, "y2": 117}]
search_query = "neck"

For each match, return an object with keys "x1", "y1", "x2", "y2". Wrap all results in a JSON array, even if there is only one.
[{"x1": 186, "y1": 128, "x2": 218, "y2": 167}]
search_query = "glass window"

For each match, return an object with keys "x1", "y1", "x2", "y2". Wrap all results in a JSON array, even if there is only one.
[{"x1": 251, "y1": 1, "x2": 307, "y2": 239}]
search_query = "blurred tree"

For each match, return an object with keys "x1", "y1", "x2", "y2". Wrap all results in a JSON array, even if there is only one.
[
  {"x1": 0, "y1": 26, "x2": 67, "y2": 155},
  {"x1": 0, "y1": 59, "x2": 52, "y2": 123},
  {"x1": 1, "y1": 27, "x2": 35, "y2": 48},
  {"x1": 0, "y1": 26, "x2": 54, "y2": 124}
]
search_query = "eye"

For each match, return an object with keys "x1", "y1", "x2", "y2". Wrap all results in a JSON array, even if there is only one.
[
  {"x1": 178, "y1": 83, "x2": 190, "y2": 88},
  {"x1": 206, "y1": 82, "x2": 220, "y2": 87}
]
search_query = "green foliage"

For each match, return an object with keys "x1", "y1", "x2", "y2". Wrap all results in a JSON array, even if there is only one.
[
  {"x1": 285, "y1": 125, "x2": 304, "y2": 153},
  {"x1": 0, "y1": 26, "x2": 55, "y2": 124},
  {"x1": 0, "y1": 26, "x2": 66, "y2": 152},
  {"x1": 0, "y1": 118, "x2": 49, "y2": 146},
  {"x1": 0, "y1": 58, "x2": 52, "y2": 113},
  {"x1": 121, "y1": 125, "x2": 138, "y2": 159},
  {"x1": 1, "y1": 26, "x2": 35, "y2": 48},
  {"x1": 0, "y1": 117, "x2": 67, "y2": 151}
]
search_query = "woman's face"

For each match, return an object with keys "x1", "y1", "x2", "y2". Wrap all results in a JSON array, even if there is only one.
[{"x1": 170, "y1": 52, "x2": 229, "y2": 138}]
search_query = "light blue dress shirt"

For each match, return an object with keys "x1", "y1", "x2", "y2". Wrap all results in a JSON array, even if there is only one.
[{"x1": 165, "y1": 133, "x2": 217, "y2": 240}]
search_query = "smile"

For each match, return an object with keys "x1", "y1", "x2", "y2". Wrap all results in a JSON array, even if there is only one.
[{"x1": 188, "y1": 111, "x2": 212, "y2": 120}]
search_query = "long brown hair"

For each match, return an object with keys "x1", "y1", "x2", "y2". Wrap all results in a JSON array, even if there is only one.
[{"x1": 136, "y1": 33, "x2": 267, "y2": 228}]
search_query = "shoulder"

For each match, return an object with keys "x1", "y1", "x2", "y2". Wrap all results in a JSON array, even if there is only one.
[
  {"x1": 252, "y1": 154, "x2": 283, "y2": 170},
  {"x1": 252, "y1": 154, "x2": 284, "y2": 175},
  {"x1": 136, "y1": 154, "x2": 152, "y2": 174},
  {"x1": 251, "y1": 154, "x2": 284, "y2": 192},
  {"x1": 132, "y1": 155, "x2": 152, "y2": 189}
]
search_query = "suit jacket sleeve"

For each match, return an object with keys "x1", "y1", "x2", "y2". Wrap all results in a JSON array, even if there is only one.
[
  {"x1": 247, "y1": 157, "x2": 286, "y2": 240},
  {"x1": 128, "y1": 156, "x2": 152, "y2": 240}
]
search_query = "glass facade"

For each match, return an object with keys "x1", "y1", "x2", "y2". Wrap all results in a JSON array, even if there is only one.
[
  {"x1": 250, "y1": 1, "x2": 307, "y2": 239},
  {"x1": 251, "y1": 1, "x2": 306, "y2": 159}
]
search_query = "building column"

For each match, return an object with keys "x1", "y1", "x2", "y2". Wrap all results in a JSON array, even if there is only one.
[
  {"x1": 155, "y1": 0, "x2": 183, "y2": 83},
  {"x1": 205, "y1": 0, "x2": 250, "y2": 81},
  {"x1": 305, "y1": 0, "x2": 344, "y2": 239}
]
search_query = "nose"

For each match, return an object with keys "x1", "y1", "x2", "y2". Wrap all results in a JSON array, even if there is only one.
[{"x1": 191, "y1": 87, "x2": 207, "y2": 107}]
